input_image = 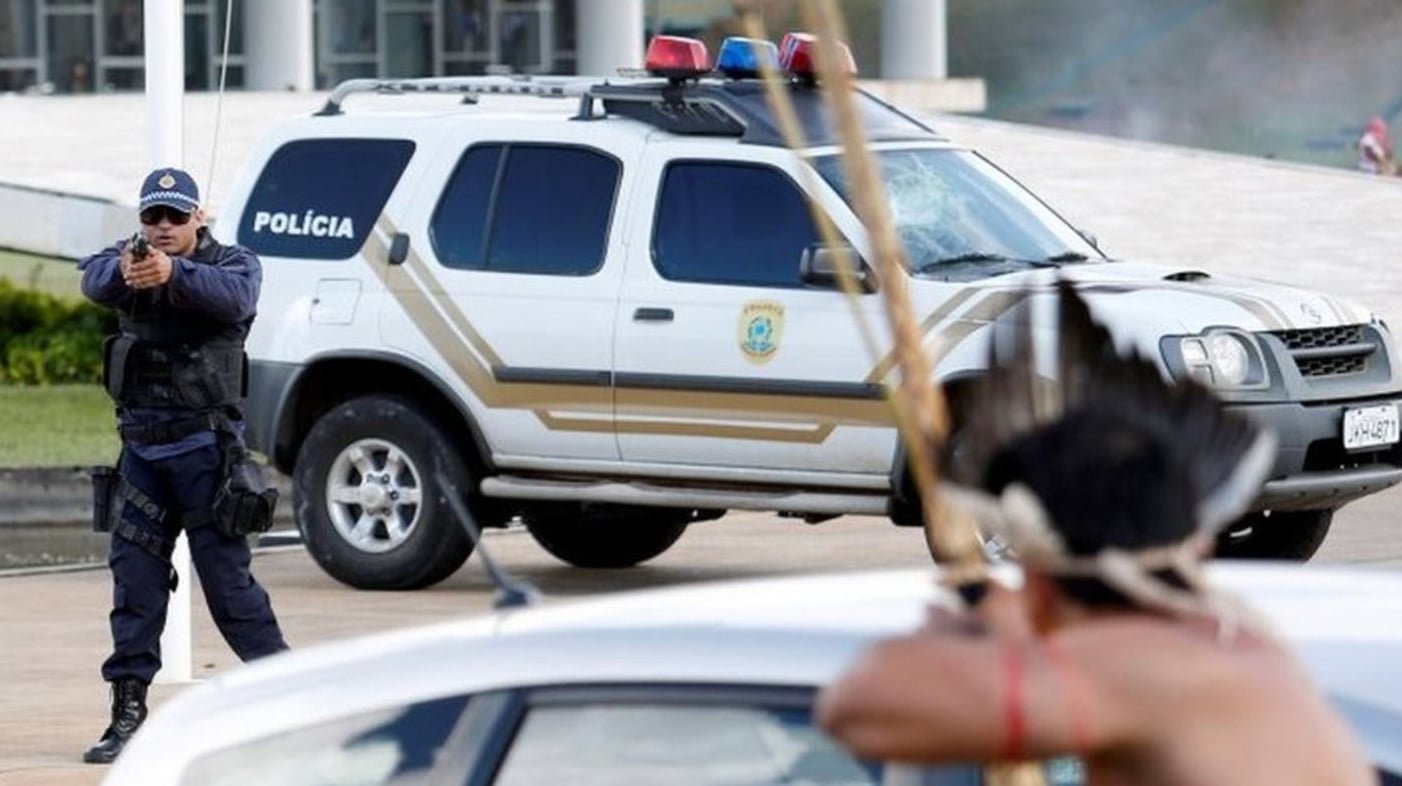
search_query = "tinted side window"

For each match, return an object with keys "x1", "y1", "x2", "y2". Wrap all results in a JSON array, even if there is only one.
[
  {"x1": 431, "y1": 144, "x2": 503, "y2": 270},
  {"x1": 179, "y1": 695, "x2": 467, "y2": 786},
  {"x1": 238, "y1": 138, "x2": 415, "y2": 260},
  {"x1": 653, "y1": 162, "x2": 820, "y2": 288},
  {"x1": 431, "y1": 144, "x2": 620, "y2": 276}
]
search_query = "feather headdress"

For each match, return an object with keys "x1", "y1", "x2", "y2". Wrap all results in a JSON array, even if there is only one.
[{"x1": 943, "y1": 280, "x2": 1276, "y2": 631}]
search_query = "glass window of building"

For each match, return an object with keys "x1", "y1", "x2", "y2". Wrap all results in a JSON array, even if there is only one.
[
  {"x1": 497, "y1": 0, "x2": 553, "y2": 74},
  {"x1": 0, "y1": 0, "x2": 39, "y2": 91},
  {"x1": 102, "y1": 0, "x2": 140, "y2": 55},
  {"x1": 551, "y1": 0, "x2": 574, "y2": 73},
  {"x1": 184, "y1": 6, "x2": 208, "y2": 89},
  {"x1": 385, "y1": 6, "x2": 432, "y2": 78},
  {"x1": 7, "y1": 0, "x2": 586, "y2": 93},
  {"x1": 1, "y1": 1, "x2": 39, "y2": 57},
  {"x1": 45, "y1": 10, "x2": 95, "y2": 93},
  {"x1": 325, "y1": 0, "x2": 376, "y2": 54},
  {"x1": 442, "y1": 0, "x2": 489, "y2": 54},
  {"x1": 208, "y1": 0, "x2": 244, "y2": 88}
]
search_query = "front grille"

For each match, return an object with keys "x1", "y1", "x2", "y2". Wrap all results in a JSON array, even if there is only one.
[
  {"x1": 1296, "y1": 354, "x2": 1367, "y2": 376},
  {"x1": 1271, "y1": 324, "x2": 1363, "y2": 350},
  {"x1": 1267, "y1": 324, "x2": 1373, "y2": 378}
]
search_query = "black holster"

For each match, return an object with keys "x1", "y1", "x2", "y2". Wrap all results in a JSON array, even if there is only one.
[
  {"x1": 213, "y1": 442, "x2": 278, "y2": 539},
  {"x1": 91, "y1": 466, "x2": 119, "y2": 533}
]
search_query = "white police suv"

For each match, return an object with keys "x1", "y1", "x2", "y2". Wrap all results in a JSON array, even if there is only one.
[
  {"x1": 101, "y1": 563, "x2": 1402, "y2": 785},
  {"x1": 218, "y1": 34, "x2": 1402, "y2": 589}
]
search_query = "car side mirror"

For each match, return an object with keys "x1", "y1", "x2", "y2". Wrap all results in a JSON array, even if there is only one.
[
  {"x1": 388, "y1": 232, "x2": 410, "y2": 266},
  {"x1": 800, "y1": 244, "x2": 876, "y2": 293}
]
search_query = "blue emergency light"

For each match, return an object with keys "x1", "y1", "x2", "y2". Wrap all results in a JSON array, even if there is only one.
[{"x1": 715, "y1": 37, "x2": 780, "y2": 79}]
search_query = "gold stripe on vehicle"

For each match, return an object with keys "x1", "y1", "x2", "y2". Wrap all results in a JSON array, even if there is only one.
[
  {"x1": 374, "y1": 217, "x2": 504, "y2": 367},
  {"x1": 362, "y1": 218, "x2": 875, "y2": 442},
  {"x1": 540, "y1": 411, "x2": 840, "y2": 443},
  {"x1": 614, "y1": 388, "x2": 892, "y2": 426},
  {"x1": 864, "y1": 286, "x2": 983, "y2": 382},
  {"x1": 363, "y1": 229, "x2": 611, "y2": 410}
]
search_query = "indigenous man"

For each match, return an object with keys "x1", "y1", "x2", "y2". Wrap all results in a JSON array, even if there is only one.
[{"x1": 817, "y1": 283, "x2": 1376, "y2": 786}]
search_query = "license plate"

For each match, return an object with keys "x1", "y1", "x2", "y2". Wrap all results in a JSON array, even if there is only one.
[{"x1": 1343, "y1": 404, "x2": 1401, "y2": 450}]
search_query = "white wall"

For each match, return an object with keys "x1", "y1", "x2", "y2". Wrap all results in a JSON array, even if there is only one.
[{"x1": 0, "y1": 184, "x2": 134, "y2": 260}]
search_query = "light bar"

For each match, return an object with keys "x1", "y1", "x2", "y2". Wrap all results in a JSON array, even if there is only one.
[
  {"x1": 644, "y1": 35, "x2": 710, "y2": 80},
  {"x1": 715, "y1": 36, "x2": 780, "y2": 79},
  {"x1": 779, "y1": 32, "x2": 857, "y2": 81}
]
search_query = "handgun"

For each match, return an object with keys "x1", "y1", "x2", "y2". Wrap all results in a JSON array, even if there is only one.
[{"x1": 129, "y1": 232, "x2": 150, "y2": 261}]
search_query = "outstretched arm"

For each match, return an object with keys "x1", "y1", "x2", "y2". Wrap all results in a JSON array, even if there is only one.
[
  {"x1": 816, "y1": 604, "x2": 1136, "y2": 763},
  {"x1": 165, "y1": 245, "x2": 262, "y2": 324},
  {"x1": 78, "y1": 240, "x2": 135, "y2": 308}
]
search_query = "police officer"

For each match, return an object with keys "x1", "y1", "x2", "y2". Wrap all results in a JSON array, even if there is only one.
[{"x1": 78, "y1": 168, "x2": 289, "y2": 764}]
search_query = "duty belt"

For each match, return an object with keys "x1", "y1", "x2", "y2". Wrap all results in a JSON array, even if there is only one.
[{"x1": 119, "y1": 412, "x2": 222, "y2": 445}]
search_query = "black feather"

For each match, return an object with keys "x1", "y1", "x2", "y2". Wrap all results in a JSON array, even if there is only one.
[{"x1": 947, "y1": 279, "x2": 1271, "y2": 549}]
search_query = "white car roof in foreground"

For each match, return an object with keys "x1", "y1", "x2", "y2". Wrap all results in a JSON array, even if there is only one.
[{"x1": 106, "y1": 563, "x2": 1402, "y2": 784}]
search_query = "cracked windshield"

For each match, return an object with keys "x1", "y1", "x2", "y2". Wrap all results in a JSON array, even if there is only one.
[{"x1": 814, "y1": 148, "x2": 1099, "y2": 281}]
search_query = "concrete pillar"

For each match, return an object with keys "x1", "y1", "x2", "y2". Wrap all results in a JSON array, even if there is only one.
[
  {"x1": 576, "y1": 0, "x2": 644, "y2": 76},
  {"x1": 144, "y1": 0, "x2": 192, "y2": 686},
  {"x1": 881, "y1": 0, "x2": 947, "y2": 79},
  {"x1": 244, "y1": 0, "x2": 313, "y2": 91}
]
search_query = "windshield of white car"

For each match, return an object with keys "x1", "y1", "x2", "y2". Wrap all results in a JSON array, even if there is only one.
[{"x1": 812, "y1": 149, "x2": 1101, "y2": 280}]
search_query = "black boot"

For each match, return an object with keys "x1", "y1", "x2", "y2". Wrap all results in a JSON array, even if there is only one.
[{"x1": 82, "y1": 679, "x2": 148, "y2": 764}]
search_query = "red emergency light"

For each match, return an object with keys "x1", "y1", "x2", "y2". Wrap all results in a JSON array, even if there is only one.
[
  {"x1": 644, "y1": 35, "x2": 711, "y2": 80},
  {"x1": 779, "y1": 32, "x2": 857, "y2": 81}
]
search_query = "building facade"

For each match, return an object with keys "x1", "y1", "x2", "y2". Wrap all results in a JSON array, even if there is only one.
[{"x1": 0, "y1": 0, "x2": 945, "y2": 94}]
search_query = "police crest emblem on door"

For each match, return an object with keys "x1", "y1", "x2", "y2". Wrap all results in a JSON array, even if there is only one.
[{"x1": 738, "y1": 301, "x2": 785, "y2": 364}]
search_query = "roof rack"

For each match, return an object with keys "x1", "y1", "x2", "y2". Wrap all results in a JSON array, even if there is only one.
[
  {"x1": 314, "y1": 74, "x2": 940, "y2": 148},
  {"x1": 315, "y1": 75, "x2": 603, "y2": 116}
]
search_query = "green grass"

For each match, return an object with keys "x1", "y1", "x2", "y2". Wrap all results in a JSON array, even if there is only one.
[
  {"x1": 0, "y1": 249, "x2": 83, "y2": 301},
  {"x1": 0, "y1": 384, "x2": 118, "y2": 467},
  {"x1": 0, "y1": 253, "x2": 115, "y2": 467}
]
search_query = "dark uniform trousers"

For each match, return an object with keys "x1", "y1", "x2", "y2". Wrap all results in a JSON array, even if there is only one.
[{"x1": 102, "y1": 440, "x2": 288, "y2": 684}]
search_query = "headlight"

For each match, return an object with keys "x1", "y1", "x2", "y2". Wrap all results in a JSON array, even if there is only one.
[
  {"x1": 1176, "y1": 330, "x2": 1267, "y2": 389},
  {"x1": 1206, "y1": 333, "x2": 1249, "y2": 386}
]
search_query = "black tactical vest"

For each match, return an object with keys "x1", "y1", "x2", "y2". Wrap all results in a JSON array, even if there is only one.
[{"x1": 102, "y1": 240, "x2": 250, "y2": 412}]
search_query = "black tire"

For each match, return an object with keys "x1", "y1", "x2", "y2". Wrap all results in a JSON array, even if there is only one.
[
  {"x1": 294, "y1": 395, "x2": 474, "y2": 590},
  {"x1": 523, "y1": 507, "x2": 691, "y2": 568},
  {"x1": 1214, "y1": 509, "x2": 1334, "y2": 561}
]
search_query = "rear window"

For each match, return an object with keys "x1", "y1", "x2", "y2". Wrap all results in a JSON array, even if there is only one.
[
  {"x1": 430, "y1": 143, "x2": 620, "y2": 276},
  {"x1": 238, "y1": 138, "x2": 415, "y2": 260}
]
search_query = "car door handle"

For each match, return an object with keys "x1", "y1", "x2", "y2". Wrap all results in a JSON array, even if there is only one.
[{"x1": 633, "y1": 307, "x2": 674, "y2": 322}]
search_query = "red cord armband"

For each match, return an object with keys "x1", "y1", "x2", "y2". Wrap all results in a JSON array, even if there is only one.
[{"x1": 1002, "y1": 642, "x2": 1026, "y2": 760}]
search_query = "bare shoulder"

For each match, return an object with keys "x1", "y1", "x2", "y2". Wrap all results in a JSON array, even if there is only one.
[
  {"x1": 1051, "y1": 617, "x2": 1376, "y2": 784},
  {"x1": 1049, "y1": 615, "x2": 1299, "y2": 702}
]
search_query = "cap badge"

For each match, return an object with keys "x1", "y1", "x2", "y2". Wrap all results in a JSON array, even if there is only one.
[{"x1": 158, "y1": 173, "x2": 176, "y2": 189}]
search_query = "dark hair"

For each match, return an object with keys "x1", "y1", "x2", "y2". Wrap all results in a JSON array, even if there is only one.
[{"x1": 983, "y1": 406, "x2": 1199, "y2": 607}]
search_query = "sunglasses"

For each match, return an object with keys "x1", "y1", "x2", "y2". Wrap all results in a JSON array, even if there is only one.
[{"x1": 139, "y1": 206, "x2": 193, "y2": 226}]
